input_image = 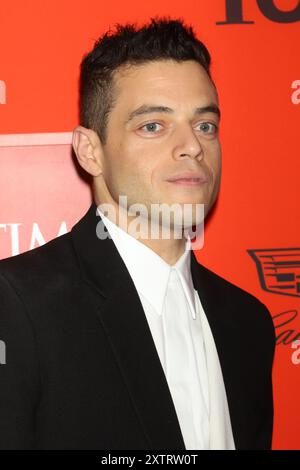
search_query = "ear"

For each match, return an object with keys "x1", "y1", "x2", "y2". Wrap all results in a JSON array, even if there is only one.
[{"x1": 72, "y1": 125, "x2": 103, "y2": 177}]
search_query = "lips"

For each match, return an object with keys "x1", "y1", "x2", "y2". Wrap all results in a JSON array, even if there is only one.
[{"x1": 166, "y1": 171, "x2": 208, "y2": 185}]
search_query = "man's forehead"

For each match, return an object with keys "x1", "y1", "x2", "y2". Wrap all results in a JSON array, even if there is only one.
[
  {"x1": 113, "y1": 59, "x2": 210, "y2": 83},
  {"x1": 113, "y1": 62, "x2": 217, "y2": 106}
]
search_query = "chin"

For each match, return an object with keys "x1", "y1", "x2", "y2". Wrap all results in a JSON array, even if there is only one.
[{"x1": 156, "y1": 201, "x2": 205, "y2": 228}]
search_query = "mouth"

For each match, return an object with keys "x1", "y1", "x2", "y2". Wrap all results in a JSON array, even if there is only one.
[
  {"x1": 166, "y1": 177, "x2": 208, "y2": 187},
  {"x1": 166, "y1": 171, "x2": 208, "y2": 186}
]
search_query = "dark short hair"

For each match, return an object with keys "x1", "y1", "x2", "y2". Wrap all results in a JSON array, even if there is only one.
[{"x1": 79, "y1": 16, "x2": 216, "y2": 145}]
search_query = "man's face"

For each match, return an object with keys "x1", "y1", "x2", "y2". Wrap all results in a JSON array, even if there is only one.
[{"x1": 97, "y1": 59, "x2": 221, "y2": 225}]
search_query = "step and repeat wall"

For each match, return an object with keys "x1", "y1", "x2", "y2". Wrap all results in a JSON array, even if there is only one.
[{"x1": 0, "y1": 0, "x2": 299, "y2": 450}]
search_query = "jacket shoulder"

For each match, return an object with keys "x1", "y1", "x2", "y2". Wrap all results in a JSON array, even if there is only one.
[
  {"x1": 196, "y1": 259, "x2": 267, "y2": 306},
  {"x1": 0, "y1": 232, "x2": 79, "y2": 286}
]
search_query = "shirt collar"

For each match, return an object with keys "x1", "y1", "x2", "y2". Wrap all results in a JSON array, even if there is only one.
[{"x1": 96, "y1": 207, "x2": 197, "y2": 319}]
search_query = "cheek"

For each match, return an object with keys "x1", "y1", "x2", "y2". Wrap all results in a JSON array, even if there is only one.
[
  {"x1": 104, "y1": 142, "x2": 132, "y2": 178},
  {"x1": 212, "y1": 156, "x2": 221, "y2": 177},
  {"x1": 207, "y1": 144, "x2": 221, "y2": 173},
  {"x1": 109, "y1": 147, "x2": 154, "y2": 194},
  {"x1": 127, "y1": 147, "x2": 158, "y2": 185}
]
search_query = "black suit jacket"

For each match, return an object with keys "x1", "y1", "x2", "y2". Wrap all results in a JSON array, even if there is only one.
[{"x1": 0, "y1": 201, "x2": 276, "y2": 450}]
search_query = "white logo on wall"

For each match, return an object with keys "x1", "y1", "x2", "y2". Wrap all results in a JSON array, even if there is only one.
[
  {"x1": 291, "y1": 80, "x2": 300, "y2": 104},
  {"x1": 0, "y1": 221, "x2": 68, "y2": 256},
  {"x1": 0, "y1": 80, "x2": 6, "y2": 104},
  {"x1": 292, "y1": 340, "x2": 300, "y2": 365}
]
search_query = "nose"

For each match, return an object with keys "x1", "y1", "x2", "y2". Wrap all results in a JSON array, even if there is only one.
[{"x1": 172, "y1": 124, "x2": 204, "y2": 161}]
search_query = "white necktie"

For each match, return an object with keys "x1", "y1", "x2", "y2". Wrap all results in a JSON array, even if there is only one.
[{"x1": 163, "y1": 267, "x2": 209, "y2": 449}]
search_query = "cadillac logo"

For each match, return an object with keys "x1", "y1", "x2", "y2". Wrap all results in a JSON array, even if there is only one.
[{"x1": 248, "y1": 248, "x2": 300, "y2": 298}]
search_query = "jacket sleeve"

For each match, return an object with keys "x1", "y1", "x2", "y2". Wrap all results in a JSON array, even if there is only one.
[
  {"x1": 0, "y1": 272, "x2": 40, "y2": 449},
  {"x1": 256, "y1": 301, "x2": 276, "y2": 450}
]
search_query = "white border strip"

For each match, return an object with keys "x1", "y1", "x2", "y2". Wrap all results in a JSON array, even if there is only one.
[{"x1": 0, "y1": 132, "x2": 73, "y2": 147}]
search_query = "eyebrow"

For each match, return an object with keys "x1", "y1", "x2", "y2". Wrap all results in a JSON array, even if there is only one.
[{"x1": 125, "y1": 103, "x2": 221, "y2": 124}]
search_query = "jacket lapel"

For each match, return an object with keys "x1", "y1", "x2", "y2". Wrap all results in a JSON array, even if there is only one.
[
  {"x1": 190, "y1": 252, "x2": 244, "y2": 449},
  {"x1": 71, "y1": 201, "x2": 186, "y2": 449}
]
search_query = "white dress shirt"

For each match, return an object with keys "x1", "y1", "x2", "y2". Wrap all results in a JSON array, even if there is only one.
[{"x1": 96, "y1": 207, "x2": 236, "y2": 450}]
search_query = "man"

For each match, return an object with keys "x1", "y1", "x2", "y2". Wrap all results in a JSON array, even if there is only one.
[{"x1": 0, "y1": 17, "x2": 275, "y2": 450}]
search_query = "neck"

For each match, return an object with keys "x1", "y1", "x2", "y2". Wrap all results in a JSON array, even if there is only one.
[{"x1": 138, "y1": 234, "x2": 186, "y2": 266}]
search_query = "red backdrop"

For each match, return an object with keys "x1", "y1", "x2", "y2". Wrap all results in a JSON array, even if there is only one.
[{"x1": 0, "y1": 0, "x2": 299, "y2": 450}]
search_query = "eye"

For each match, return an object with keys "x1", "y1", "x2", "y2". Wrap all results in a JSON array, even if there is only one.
[
  {"x1": 139, "y1": 122, "x2": 163, "y2": 133},
  {"x1": 197, "y1": 122, "x2": 218, "y2": 134}
]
